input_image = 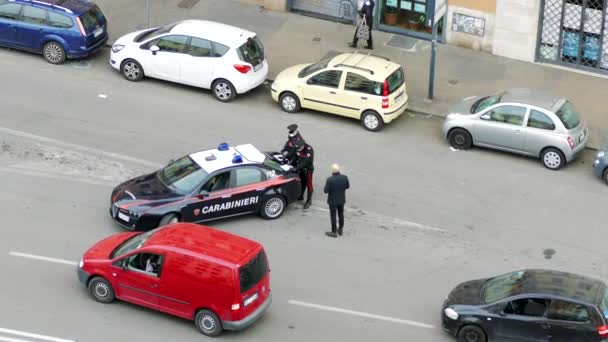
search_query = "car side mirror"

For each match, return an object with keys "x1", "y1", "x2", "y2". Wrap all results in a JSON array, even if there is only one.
[
  {"x1": 150, "y1": 45, "x2": 160, "y2": 55},
  {"x1": 199, "y1": 190, "x2": 209, "y2": 198},
  {"x1": 481, "y1": 113, "x2": 491, "y2": 120},
  {"x1": 167, "y1": 158, "x2": 175, "y2": 165}
]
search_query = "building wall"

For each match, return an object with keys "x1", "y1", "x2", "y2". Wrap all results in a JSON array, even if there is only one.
[
  {"x1": 492, "y1": 0, "x2": 541, "y2": 62},
  {"x1": 446, "y1": 0, "x2": 496, "y2": 53}
]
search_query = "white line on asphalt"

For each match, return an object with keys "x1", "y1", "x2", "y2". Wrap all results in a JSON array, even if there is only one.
[
  {"x1": 0, "y1": 336, "x2": 32, "y2": 342},
  {"x1": 0, "y1": 125, "x2": 162, "y2": 168},
  {"x1": 288, "y1": 300, "x2": 436, "y2": 329},
  {"x1": 8, "y1": 252, "x2": 77, "y2": 266},
  {"x1": 0, "y1": 327, "x2": 75, "y2": 342}
]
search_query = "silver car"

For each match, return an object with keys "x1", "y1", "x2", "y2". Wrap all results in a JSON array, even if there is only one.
[{"x1": 442, "y1": 88, "x2": 588, "y2": 170}]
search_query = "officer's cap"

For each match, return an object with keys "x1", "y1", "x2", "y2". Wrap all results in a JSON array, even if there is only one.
[{"x1": 287, "y1": 124, "x2": 298, "y2": 133}]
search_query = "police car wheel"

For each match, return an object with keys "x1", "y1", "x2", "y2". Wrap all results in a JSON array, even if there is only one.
[
  {"x1": 361, "y1": 111, "x2": 384, "y2": 132},
  {"x1": 88, "y1": 277, "x2": 115, "y2": 304},
  {"x1": 261, "y1": 195, "x2": 286, "y2": 220},
  {"x1": 212, "y1": 79, "x2": 236, "y2": 102},
  {"x1": 195, "y1": 309, "x2": 223, "y2": 337},
  {"x1": 121, "y1": 59, "x2": 144, "y2": 82},
  {"x1": 458, "y1": 325, "x2": 486, "y2": 342},
  {"x1": 279, "y1": 92, "x2": 301, "y2": 113},
  {"x1": 448, "y1": 128, "x2": 472, "y2": 150},
  {"x1": 603, "y1": 168, "x2": 608, "y2": 184},
  {"x1": 158, "y1": 213, "x2": 179, "y2": 227}
]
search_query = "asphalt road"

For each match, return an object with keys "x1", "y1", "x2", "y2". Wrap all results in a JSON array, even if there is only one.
[{"x1": 1, "y1": 47, "x2": 608, "y2": 342}]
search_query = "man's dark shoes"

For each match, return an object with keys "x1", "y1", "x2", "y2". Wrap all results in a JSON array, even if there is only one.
[
  {"x1": 338, "y1": 228, "x2": 343, "y2": 236},
  {"x1": 325, "y1": 231, "x2": 338, "y2": 238},
  {"x1": 364, "y1": 45, "x2": 373, "y2": 50},
  {"x1": 303, "y1": 201, "x2": 311, "y2": 209}
]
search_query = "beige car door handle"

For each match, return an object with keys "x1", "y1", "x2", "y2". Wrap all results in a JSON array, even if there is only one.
[
  {"x1": 329, "y1": 91, "x2": 336, "y2": 94},
  {"x1": 361, "y1": 96, "x2": 368, "y2": 100}
]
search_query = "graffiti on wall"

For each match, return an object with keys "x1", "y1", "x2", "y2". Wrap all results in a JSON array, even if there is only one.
[{"x1": 452, "y1": 12, "x2": 485, "y2": 36}]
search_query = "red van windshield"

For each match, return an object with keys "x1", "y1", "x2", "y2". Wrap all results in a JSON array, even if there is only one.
[{"x1": 239, "y1": 250, "x2": 268, "y2": 293}]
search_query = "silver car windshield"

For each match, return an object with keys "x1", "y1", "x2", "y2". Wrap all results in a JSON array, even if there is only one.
[
  {"x1": 471, "y1": 95, "x2": 502, "y2": 114},
  {"x1": 555, "y1": 101, "x2": 581, "y2": 130}
]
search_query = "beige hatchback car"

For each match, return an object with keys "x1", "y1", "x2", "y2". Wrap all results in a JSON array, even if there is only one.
[{"x1": 270, "y1": 52, "x2": 408, "y2": 131}]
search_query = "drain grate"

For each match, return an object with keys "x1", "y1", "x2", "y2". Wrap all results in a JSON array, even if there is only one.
[
  {"x1": 386, "y1": 35, "x2": 419, "y2": 50},
  {"x1": 178, "y1": 0, "x2": 199, "y2": 9}
]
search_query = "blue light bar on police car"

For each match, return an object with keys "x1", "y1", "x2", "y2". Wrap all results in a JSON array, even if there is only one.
[
  {"x1": 218, "y1": 143, "x2": 229, "y2": 151},
  {"x1": 232, "y1": 155, "x2": 243, "y2": 163}
]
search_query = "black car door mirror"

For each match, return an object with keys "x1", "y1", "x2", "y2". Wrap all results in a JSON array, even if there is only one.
[
  {"x1": 150, "y1": 45, "x2": 160, "y2": 55},
  {"x1": 199, "y1": 190, "x2": 210, "y2": 198}
]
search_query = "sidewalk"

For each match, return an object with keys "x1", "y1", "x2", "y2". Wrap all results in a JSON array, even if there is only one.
[{"x1": 97, "y1": 0, "x2": 608, "y2": 149}]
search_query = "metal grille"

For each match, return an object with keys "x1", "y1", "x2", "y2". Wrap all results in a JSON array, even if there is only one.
[{"x1": 538, "y1": 0, "x2": 608, "y2": 72}]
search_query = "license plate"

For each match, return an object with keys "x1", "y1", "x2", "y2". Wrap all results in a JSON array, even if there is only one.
[
  {"x1": 254, "y1": 63, "x2": 262, "y2": 72},
  {"x1": 395, "y1": 93, "x2": 403, "y2": 103},
  {"x1": 244, "y1": 292, "x2": 258, "y2": 306},
  {"x1": 93, "y1": 27, "x2": 103, "y2": 38},
  {"x1": 118, "y1": 212, "x2": 129, "y2": 222}
]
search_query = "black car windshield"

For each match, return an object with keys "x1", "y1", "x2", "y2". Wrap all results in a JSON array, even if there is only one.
[
  {"x1": 298, "y1": 58, "x2": 331, "y2": 78},
  {"x1": 555, "y1": 100, "x2": 582, "y2": 130},
  {"x1": 481, "y1": 271, "x2": 527, "y2": 303},
  {"x1": 240, "y1": 249, "x2": 268, "y2": 293},
  {"x1": 158, "y1": 156, "x2": 209, "y2": 195},
  {"x1": 600, "y1": 289, "x2": 608, "y2": 319},
  {"x1": 135, "y1": 23, "x2": 177, "y2": 42},
  {"x1": 471, "y1": 94, "x2": 502, "y2": 113},
  {"x1": 110, "y1": 227, "x2": 161, "y2": 259}
]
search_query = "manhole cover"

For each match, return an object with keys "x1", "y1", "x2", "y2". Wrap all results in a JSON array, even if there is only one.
[
  {"x1": 178, "y1": 0, "x2": 199, "y2": 9},
  {"x1": 448, "y1": 79, "x2": 459, "y2": 85},
  {"x1": 386, "y1": 35, "x2": 419, "y2": 50},
  {"x1": 312, "y1": 36, "x2": 321, "y2": 42}
]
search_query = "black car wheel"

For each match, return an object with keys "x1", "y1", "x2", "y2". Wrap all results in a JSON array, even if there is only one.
[
  {"x1": 260, "y1": 195, "x2": 286, "y2": 220},
  {"x1": 158, "y1": 213, "x2": 179, "y2": 227},
  {"x1": 541, "y1": 147, "x2": 565, "y2": 170},
  {"x1": 458, "y1": 325, "x2": 486, "y2": 342},
  {"x1": 194, "y1": 309, "x2": 223, "y2": 337},
  {"x1": 88, "y1": 277, "x2": 115, "y2": 304},
  {"x1": 361, "y1": 110, "x2": 384, "y2": 132},
  {"x1": 121, "y1": 59, "x2": 144, "y2": 82},
  {"x1": 603, "y1": 168, "x2": 608, "y2": 185},
  {"x1": 43, "y1": 41, "x2": 66, "y2": 65},
  {"x1": 279, "y1": 92, "x2": 301, "y2": 113},
  {"x1": 212, "y1": 79, "x2": 236, "y2": 102},
  {"x1": 448, "y1": 128, "x2": 473, "y2": 150}
]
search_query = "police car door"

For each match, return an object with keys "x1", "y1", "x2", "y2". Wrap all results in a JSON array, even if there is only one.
[
  {"x1": 182, "y1": 170, "x2": 232, "y2": 222},
  {"x1": 225, "y1": 167, "x2": 267, "y2": 217}
]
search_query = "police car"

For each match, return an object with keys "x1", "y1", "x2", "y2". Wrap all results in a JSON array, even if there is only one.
[{"x1": 110, "y1": 143, "x2": 300, "y2": 231}]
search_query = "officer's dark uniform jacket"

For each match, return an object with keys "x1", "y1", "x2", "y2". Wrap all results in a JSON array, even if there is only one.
[
  {"x1": 282, "y1": 132, "x2": 305, "y2": 164},
  {"x1": 295, "y1": 145, "x2": 314, "y2": 172}
]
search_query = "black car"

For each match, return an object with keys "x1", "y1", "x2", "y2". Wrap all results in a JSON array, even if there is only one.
[
  {"x1": 442, "y1": 269, "x2": 608, "y2": 342},
  {"x1": 110, "y1": 143, "x2": 300, "y2": 231}
]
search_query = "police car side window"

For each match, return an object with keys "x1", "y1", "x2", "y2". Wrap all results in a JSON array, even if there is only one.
[
  {"x1": 235, "y1": 168, "x2": 263, "y2": 187},
  {"x1": 201, "y1": 172, "x2": 230, "y2": 193}
]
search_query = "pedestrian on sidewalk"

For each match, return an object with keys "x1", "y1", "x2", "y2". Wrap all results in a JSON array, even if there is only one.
[
  {"x1": 294, "y1": 140, "x2": 314, "y2": 209},
  {"x1": 281, "y1": 123, "x2": 305, "y2": 166},
  {"x1": 349, "y1": 0, "x2": 375, "y2": 50},
  {"x1": 324, "y1": 163, "x2": 349, "y2": 238}
]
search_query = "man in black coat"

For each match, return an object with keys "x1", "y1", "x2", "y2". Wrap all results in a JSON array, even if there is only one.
[
  {"x1": 294, "y1": 140, "x2": 314, "y2": 209},
  {"x1": 349, "y1": 0, "x2": 375, "y2": 49},
  {"x1": 323, "y1": 163, "x2": 350, "y2": 238},
  {"x1": 281, "y1": 123, "x2": 305, "y2": 165}
]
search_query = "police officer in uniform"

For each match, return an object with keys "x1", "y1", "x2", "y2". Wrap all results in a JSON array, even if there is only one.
[
  {"x1": 294, "y1": 140, "x2": 314, "y2": 209},
  {"x1": 281, "y1": 124, "x2": 305, "y2": 165}
]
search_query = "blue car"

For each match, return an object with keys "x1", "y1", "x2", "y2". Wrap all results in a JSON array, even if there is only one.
[
  {"x1": 593, "y1": 145, "x2": 608, "y2": 183},
  {"x1": 0, "y1": 0, "x2": 108, "y2": 64}
]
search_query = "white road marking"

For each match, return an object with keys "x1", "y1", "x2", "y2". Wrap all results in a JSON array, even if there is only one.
[
  {"x1": 98, "y1": 93, "x2": 108, "y2": 99},
  {"x1": 288, "y1": 300, "x2": 436, "y2": 329},
  {"x1": 8, "y1": 252, "x2": 77, "y2": 266},
  {"x1": 0, "y1": 327, "x2": 75, "y2": 342},
  {"x1": 0, "y1": 125, "x2": 161, "y2": 168},
  {"x1": 449, "y1": 147, "x2": 460, "y2": 152},
  {"x1": 0, "y1": 336, "x2": 33, "y2": 342}
]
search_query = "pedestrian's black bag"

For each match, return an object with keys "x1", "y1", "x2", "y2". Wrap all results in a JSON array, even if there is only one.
[{"x1": 356, "y1": 16, "x2": 370, "y2": 41}]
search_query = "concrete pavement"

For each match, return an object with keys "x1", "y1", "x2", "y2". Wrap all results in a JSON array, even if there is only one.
[{"x1": 95, "y1": 0, "x2": 608, "y2": 149}]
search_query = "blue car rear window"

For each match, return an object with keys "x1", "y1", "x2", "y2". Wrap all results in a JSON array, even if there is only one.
[{"x1": 79, "y1": 5, "x2": 105, "y2": 34}]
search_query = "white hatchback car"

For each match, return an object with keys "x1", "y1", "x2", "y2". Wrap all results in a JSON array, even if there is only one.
[{"x1": 110, "y1": 20, "x2": 269, "y2": 102}]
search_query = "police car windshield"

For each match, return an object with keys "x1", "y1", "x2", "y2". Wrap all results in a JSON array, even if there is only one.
[
  {"x1": 263, "y1": 158, "x2": 284, "y2": 173},
  {"x1": 110, "y1": 227, "x2": 160, "y2": 259},
  {"x1": 158, "y1": 156, "x2": 209, "y2": 195}
]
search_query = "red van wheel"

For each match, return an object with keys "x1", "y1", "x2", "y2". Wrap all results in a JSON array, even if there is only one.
[
  {"x1": 88, "y1": 276, "x2": 115, "y2": 303},
  {"x1": 195, "y1": 309, "x2": 223, "y2": 336}
]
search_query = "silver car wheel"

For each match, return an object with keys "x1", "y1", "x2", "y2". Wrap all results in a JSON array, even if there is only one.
[
  {"x1": 44, "y1": 43, "x2": 63, "y2": 64},
  {"x1": 94, "y1": 282, "x2": 109, "y2": 298},
  {"x1": 265, "y1": 197, "x2": 284, "y2": 218},
  {"x1": 123, "y1": 62, "x2": 140, "y2": 80},
  {"x1": 544, "y1": 151, "x2": 561, "y2": 169},
  {"x1": 282, "y1": 96, "x2": 296, "y2": 111},
  {"x1": 215, "y1": 82, "x2": 232, "y2": 100},
  {"x1": 200, "y1": 315, "x2": 216, "y2": 331},
  {"x1": 364, "y1": 114, "x2": 379, "y2": 130}
]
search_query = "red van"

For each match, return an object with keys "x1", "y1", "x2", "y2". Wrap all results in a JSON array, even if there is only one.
[{"x1": 77, "y1": 223, "x2": 271, "y2": 336}]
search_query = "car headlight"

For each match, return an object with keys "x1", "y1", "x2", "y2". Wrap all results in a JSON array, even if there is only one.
[
  {"x1": 79, "y1": 258, "x2": 84, "y2": 268},
  {"x1": 444, "y1": 307, "x2": 459, "y2": 320},
  {"x1": 111, "y1": 44, "x2": 125, "y2": 53},
  {"x1": 597, "y1": 151, "x2": 605, "y2": 158}
]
